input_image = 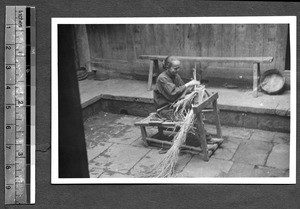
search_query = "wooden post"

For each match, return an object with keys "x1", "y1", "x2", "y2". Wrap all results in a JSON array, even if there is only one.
[
  {"x1": 154, "y1": 59, "x2": 159, "y2": 77},
  {"x1": 213, "y1": 100, "x2": 222, "y2": 138},
  {"x1": 195, "y1": 111, "x2": 209, "y2": 161},
  {"x1": 140, "y1": 126, "x2": 149, "y2": 146},
  {"x1": 253, "y1": 63, "x2": 260, "y2": 97},
  {"x1": 147, "y1": 60, "x2": 154, "y2": 91}
]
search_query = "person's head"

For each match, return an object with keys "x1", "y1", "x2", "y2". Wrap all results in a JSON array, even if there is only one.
[{"x1": 163, "y1": 56, "x2": 181, "y2": 76}]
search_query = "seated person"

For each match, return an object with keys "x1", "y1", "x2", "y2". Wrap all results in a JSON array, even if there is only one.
[
  {"x1": 153, "y1": 56, "x2": 222, "y2": 144},
  {"x1": 153, "y1": 56, "x2": 199, "y2": 120}
]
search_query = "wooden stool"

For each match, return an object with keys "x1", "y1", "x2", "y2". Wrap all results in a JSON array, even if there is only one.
[{"x1": 135, "y1": 92, "x2": 223, "y2": 161}]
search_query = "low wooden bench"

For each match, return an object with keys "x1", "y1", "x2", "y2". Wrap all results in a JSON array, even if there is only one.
[
  {"x1": 139, "y1": 55, "x2": 273, "y2": 98},
  {"x1": 134, "y1": 92, "x2": 223, "y2": 161}
]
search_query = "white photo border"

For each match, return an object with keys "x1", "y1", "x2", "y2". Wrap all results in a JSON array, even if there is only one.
[{"x1": 51, "y1": 16, "x2": 297, "y2": 184}]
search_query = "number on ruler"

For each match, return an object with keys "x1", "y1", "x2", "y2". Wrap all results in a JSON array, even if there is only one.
[
  {"x1": 17, "y1": 100, "x2": 24, "y2": 105},
  {"x1": 6, "y1": 86, "x2": 11, "y2": 90},
  {"x1": 6, "y1": 45, "x2": 12, "y2": 50},
  {"x1": 6, "y1": 65, "x2": 11, "y2": 70}
]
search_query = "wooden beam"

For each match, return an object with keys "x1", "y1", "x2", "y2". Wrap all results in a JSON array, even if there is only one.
[
  {"x1": 252, "y1": 63, "x2": 260, "y2": 97},
  {"x1": 145, "y1": 137, "x2": 203, "y2": 152},
  {"x1": 153, "y1": 59, "x2": 159, "y2": 77},
  {"x1": 139, "y1": 55, "x2": 274, "y2": 63},
  {"x1": 147, "y1": 60, "x2": 154, "y2": 91},
  {"x1": 140, "y1": 126, "x2": 149, "y2": 146},
  {"x1": 192, "y1": 92, "x2": 219, "y2": 114},
  {"x1": 213, "y1": 100, "x2": 222, "y2": 138},
  {"x1": 194, "y1": 112, "x2": 209, "y2": 161}
]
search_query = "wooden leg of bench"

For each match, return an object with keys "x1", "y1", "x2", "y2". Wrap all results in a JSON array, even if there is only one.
[
  {"x1": 253, "y1": 63, "x2": 260, "y2": 98},
  {"x1": 140, "y1": 126, "x2": 149, "y2": 146},
  {"x1": 153, "y1": 59, "x2": 159, "y2": 84},
  {"x1": 213, "y1": 100, "x2": 222, "y2": 138},
  {"x1": 195, "y1": 112, "x2": 209, "y2": 161},
  {"x1": 147, "y1": 60, "x2": 154, "y2": 91}
]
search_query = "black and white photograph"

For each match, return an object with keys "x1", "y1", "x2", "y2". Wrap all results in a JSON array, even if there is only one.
[{"x1": 51, "y1": 17, "x2": 296, "y2": 184}]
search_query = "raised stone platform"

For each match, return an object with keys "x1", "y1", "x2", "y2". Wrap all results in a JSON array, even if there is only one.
[{"x1": 79, "y1": 78, "x2": 290, "y2": 132}]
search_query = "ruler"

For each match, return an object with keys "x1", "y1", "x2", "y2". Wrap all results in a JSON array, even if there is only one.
[{"x1": 5, "y1": 6, "x2": 36, "y2": 204}]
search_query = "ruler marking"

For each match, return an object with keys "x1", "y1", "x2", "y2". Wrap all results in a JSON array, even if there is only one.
[
  {"x1": 5, "y1": 6, "x2": 35, "y2": 205},
  {"x1": 14, "y1": 6, "x2": 17, "y2": 204}
]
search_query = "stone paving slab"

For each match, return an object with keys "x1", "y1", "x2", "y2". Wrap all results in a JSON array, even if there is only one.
[
  {"x1": 226, "y1": 162, "x2": 288, "y2": 177},
  {"x1": 108, "y1": 125, "x2": 141, "y2": 145},
  {"x1": 211, "y1": 137, "x2": 241, "y2": 161},
  {"x1": 253, "y1": 165, "x2": 289, "y2": 177},
  {"x1": 178, "y1": 157, "x2": 233, "y2": 177},
  {"x1": 130, "y1": 149, "x2": 163, "y2": 177},
  {"x1": 175, "y1": 153, "x2": 194, "y2": 173},
  {"x1": 130, "y1": 127, "x2": 158, "y2": 147},
  {"x1": 130, "y1": 137, "x2": 145, "y2": 147},
  {"x1": 232, "y1": 140, "x2": 273, "y2": 166},
  {"x1": 114, "y1": 116, "x2": 141, "y2": 125},
  {"x1": 249, "y1": 129, "x2": 275, "y2": 143},
  {"x1": 93, "y1": 143, "x2": 150, "y2": 174},
  {"x1": 88, "y1": 162, "x2": 105, "y2": 178},
  {"x1": 204, "y1": 124, "x2": 253, "y2": 140},
  {"x1": 273, "y1": 132, "x2": 290, "y2": 144},
  {"x1": 226, "y1": 162, "x2": 255, "y2": 177},
  {"x1": 87, "y1": 142, "x2": 113, "y2": 161},
  {"x1": 221, "y1": 126, "x2": 253, "y2": 140},
  {"x1": 84, "y1": 114, "x2": 143, "y2": 146},
  {"x1": 266, "y1": 144, "x2": 290, "y2": 170},
  {"x1": 130, "y1": 149, "x2": 193, "y2": 177}
]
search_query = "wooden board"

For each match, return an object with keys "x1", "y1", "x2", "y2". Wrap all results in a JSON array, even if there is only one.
[
  {"x1": 263, "y1": 24, "x2": 278, "y2": 71},
  {"x1": 222, "y1": 25, "x2": 235, "y2": 69},
  {"x1": 208, "y1": 24, "x2": 223, "y2": 68},
  {"x1": 274, "y1": 24, "x2": 288, "y2": 71},
  {"x1": 235, "y1": 24, "x2": 251, "y2": 69},
  {"x1": 82, "y1": 24, "x2": 288, "y2": 82}
]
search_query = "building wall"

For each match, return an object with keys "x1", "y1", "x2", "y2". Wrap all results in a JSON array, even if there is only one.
[{"x1": 75, "y1": 24, "x2": 289, "y2": 85}]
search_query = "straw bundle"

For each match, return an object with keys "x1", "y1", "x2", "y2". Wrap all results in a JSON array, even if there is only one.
[{"x1": 150, "y1": 109, "x2": 196, "y2": 177}]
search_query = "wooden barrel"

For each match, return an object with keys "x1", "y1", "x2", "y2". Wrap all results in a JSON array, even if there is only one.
[{"x1": 260, "y1": 69, "x2": 285, "y2": 95}]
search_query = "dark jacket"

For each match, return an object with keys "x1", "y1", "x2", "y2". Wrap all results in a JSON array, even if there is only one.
[{"x1": 153, "y1": 70, "x2": 186, "y2": 109}]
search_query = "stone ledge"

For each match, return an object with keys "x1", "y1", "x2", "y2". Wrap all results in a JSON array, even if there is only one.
[{"x1": 82, "y1": 93, "x2": 290, "y2": 117}]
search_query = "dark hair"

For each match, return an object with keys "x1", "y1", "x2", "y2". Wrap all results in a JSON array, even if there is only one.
[{"x1": 163, "y1": 56, "x2": 178, "y2": 70}]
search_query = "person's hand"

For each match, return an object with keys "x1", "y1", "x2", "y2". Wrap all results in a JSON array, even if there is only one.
[{"x1": 185, "y1": 80, "x2": 200, "y2": 88}]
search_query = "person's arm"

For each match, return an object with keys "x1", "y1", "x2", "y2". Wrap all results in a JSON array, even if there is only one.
[{"x1": 157, "y1": 76, "x2": 186, "y2": 102}]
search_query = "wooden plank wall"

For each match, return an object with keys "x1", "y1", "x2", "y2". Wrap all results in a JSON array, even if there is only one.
[{"x1": 81, "y1": 24, "x2": 289, "y2": 83}]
